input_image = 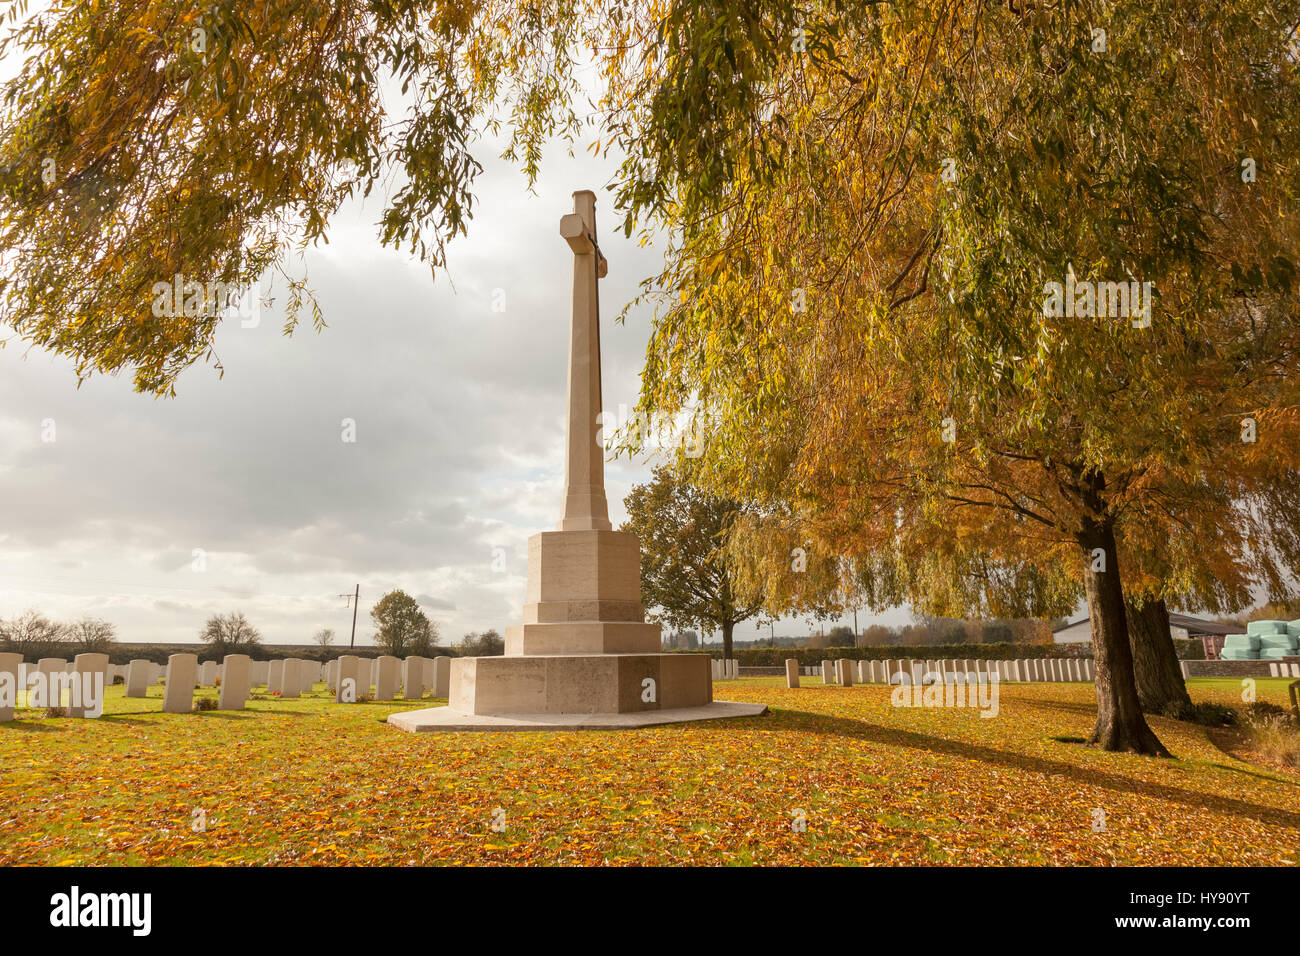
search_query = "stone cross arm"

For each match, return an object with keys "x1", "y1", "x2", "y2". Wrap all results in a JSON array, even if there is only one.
[{"x1": 560, "y1": 212, "x2": 609, "y2": 278}]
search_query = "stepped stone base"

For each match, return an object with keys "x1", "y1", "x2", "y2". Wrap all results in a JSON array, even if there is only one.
[
  {"x1": 449, "y1": 653, "x2": 712, "y2": 716},
  {"x1": 387, "y1": 700, "x2": 768, "y2": 732}
]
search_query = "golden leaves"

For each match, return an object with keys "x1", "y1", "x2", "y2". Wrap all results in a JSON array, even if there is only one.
[{"x1": 2, "y1": 677, "x2": 1298, "y2": 865}]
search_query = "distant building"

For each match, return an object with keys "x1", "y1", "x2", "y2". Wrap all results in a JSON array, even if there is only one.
[{"x1": 1052, "y1": 612, "x2": 1237, "y2": 658}]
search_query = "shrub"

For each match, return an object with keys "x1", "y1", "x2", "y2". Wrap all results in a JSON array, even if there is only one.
[
  {"x1": 43, "y1": 707, "x2": 67, "y2": 718},
  {"x1": 1242, "y1": 710, "x2": 1300, "y2": 767},
  {"x1": 1244, "y1": 701, "x2": 1289, "y2": 721},
  {"x1": 194, "y1": 698, "x2": 218, "y2": 712}
]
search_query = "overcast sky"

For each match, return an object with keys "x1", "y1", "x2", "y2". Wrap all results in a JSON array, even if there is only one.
[{"x1": 0, "y1": 33, "x2": 912, "y2": 648}]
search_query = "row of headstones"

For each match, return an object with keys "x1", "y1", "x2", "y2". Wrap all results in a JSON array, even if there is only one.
[
  {"x1": 0, "y1": 652, "x2": 114, "y2": 720},
  {"x1": 0, "y1": 652, "x2": 449, "y2": 719},
  {"x1": 1267, "y1": 662, "x2": 1300, "y2": 677},
  {"x1": 788, "y1": 658, "x2": 1098, "y2": 688},
  {"x1": 710, "y1": 659, "x2": 740, "y2": 681},
  {"x1": 324, "y1": 655, "x2": 450, "y2": 702}
]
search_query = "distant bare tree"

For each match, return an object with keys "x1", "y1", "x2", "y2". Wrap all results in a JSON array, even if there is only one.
[
  {"x1": 200, "y1": 612, "x2": 262, "y2": 656},
  {"x1": 67, "y1": 617, "x2": 117, "y2": 653},
  {"x1": 0, "y1": 610, "x2": 69, "y2": 659},
  {"x1": 313, "y1": 627, "x2": 336, "y2": 652}
]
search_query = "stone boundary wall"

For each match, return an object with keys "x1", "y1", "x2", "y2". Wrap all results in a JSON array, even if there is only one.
[{"x1": 1182, "y1": 660, "x2": 1279, "y2": 678}]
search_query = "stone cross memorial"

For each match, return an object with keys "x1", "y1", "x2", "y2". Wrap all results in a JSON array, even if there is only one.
[{"x1": 390, "y1": 190, "x2": 766, "y2": 731}]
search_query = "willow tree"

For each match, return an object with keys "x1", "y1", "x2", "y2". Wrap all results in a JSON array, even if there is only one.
[
  {"x1": 0, "y1": 0, "x2": 605, "y2": 393},
  {"x1": 601, "y1": 1, "x2": 1300, "y2": 755}
]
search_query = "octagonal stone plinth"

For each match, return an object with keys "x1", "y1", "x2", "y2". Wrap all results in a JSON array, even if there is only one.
[{"x1": 449, "y1": 653, "x2": 711, "y2": 716}]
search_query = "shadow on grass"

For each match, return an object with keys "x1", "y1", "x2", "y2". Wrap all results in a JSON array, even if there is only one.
[
  {"x1": 1208, "y1": 761, "x2": 1300, "y2": 789},
  {"x1": 194, "y1": 711, "x2": 256, "y2": 720},
  {"x1": 0, "y1": 719, "x2": 62, "y2": 732},
  {"x1": 689, "y1": 707, "x2": 1300, "y2": 832},
  {"x1": 1014, "y1": 698, "x2": 1102, "y2": 717}
]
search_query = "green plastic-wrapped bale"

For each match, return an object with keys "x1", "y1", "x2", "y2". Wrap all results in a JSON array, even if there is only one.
[
  {"x1": 1223, "y1": 634, "x2": 1261, "y2": 650},
  {"x1": 1258, "y1": 634, "x2": 1298, "y2": 649},
  {"x1": 1246, "y1": 620, "x2": 1288, "y2": 635},
  {"x1": 1220, "y1": 647, "x2": 1260, "y2": 660}
]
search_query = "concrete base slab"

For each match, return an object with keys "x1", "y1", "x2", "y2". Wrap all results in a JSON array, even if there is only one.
[{"x1": 387, "y1": 700, "x2": 768, "y2": 733}]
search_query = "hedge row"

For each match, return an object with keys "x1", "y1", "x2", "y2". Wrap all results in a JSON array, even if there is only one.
[
  {"x1": 684, "y1": 637, "x2": 1206, "y2": 665},
  {"x1": 683, "y1": 643, "x2": 1062, "y2": 665}
]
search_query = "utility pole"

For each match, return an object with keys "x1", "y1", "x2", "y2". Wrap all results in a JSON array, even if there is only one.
[{"x1": 338, "y1": 585, "x2": 360, "y2": 648}]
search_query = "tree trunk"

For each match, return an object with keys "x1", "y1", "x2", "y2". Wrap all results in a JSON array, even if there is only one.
[
  {"x1": 722, "y1": 619, "x2": 734, "y2": 662},
  {"x1": 1079, "y1": 516, "x2": 1170, "y2": 757},
  {"x1": 1125, "y1": 596, "x2": 1193, "y2": 715}
]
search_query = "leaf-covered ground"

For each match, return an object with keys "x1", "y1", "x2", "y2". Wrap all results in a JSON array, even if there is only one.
[{"x1": 1, "y1": 678, "x2": 1296, "y2": 865}]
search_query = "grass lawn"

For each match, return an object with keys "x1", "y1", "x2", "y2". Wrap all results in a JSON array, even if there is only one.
[{"x1": 1, "y1": 677, "x2": 1297, "y2": 865}]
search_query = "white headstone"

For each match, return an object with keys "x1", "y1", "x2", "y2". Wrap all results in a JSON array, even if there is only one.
[
  {"x1": 279, "y1": 659, "x2": 302, "y2": 699},
  {"x1": 68, "y1": 652, "x2": 109, "y2": 718},
  {"x1": 35, "y1": 658, "x2": 67, "y2": 708},
  {"x1": 163, "y1": 653, "x2": 198, "y2": 714},
  {"x1": 374, "y1": 656, "x2": 400, "y2": 701},
  {"x1": 821, "y1": 660, "x2": 834, "y2": 684},
  {"x1": 0, "y1": 652, "x2": 20, "y2": 721},
  {"x1": 267, "y1": 659, "x2": 285, "y2": 695},
  {"x1": 785, "y1": 659, "x2": 800, "y2": 689},
  {"x1": 432, "y1": 657, "x2": 450, "y2": 698},
  {"x1": 299, "y1": 660, "x2": 316, "y2": 695},
  {"x1": 198, "y1": 661, "x2": 217, "y2": 687},
  {"x1": 219, "y1": 654, "x2": 251, "y2": 710},
  {"x1": 403, "y1": 656, "x2": 428, "y2": 699},
  {"x1": 335, "y1": 655, "x2": 362, "y2": 703},
  {"x1": 836, "y1": 659, "x2": 854, "y2": 687}
]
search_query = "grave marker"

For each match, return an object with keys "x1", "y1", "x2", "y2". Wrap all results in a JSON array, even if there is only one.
[
  {"x1": 219, "y1": 655, "x2": 251, "y2": 710},
  {"x1": 374, "y1": 656, "x2": 400, "y2": 701},
  {"x1": 432, "y1": 656, "x2": 450, "y2": 698},
  {"x1": 279, "y1": 659, "x2": 302, "y2": 699},
  {"x1": 68, "y1": 653, "x2": 109, "y2": 718},
  {"x1": 335, "y1": 656, "x2": 362, "y2": 703},
  {"x1": 162, "y1": 654, "x2": 198, "y2": 713},
  {"x1": 403, "y1": 657, "x2": 428, "y2": 699},
  {"x1": 0, "y1": 653, "x2": 20, "y2": 721}
]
